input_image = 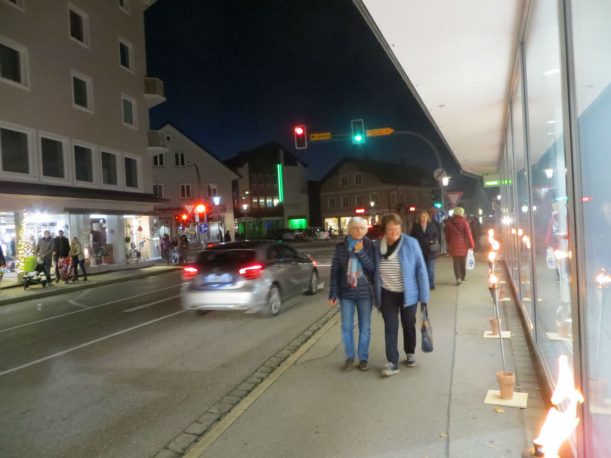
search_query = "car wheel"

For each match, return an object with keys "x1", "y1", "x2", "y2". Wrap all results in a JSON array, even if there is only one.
[
  {"x1": 307, "y1": 270, "x2": 319, "y2": 295},
  {"x1": 264, "y1": 285, "x2": 281, "y2": 317}
]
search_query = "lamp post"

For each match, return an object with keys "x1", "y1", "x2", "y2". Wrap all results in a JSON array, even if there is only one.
[
  {"x1": 369, "y1": 200, "x2": 376, "y2": 225},
  {"x1": 241, "y1": 203, "x2": 249, "y2": 240},
  {"x1": 212, "y1": 195, "x2": 222, "y2": 241},
  {"x1": 188, "y1": 162, "x2": 206, "y2": 244}
]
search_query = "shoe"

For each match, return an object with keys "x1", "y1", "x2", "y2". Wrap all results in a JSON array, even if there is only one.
[
  {"x1": 342, "y1": 359, "x2": 355, "y2": 372},
  {"x1": 461, "y1": 278, "x2": 466, "y2": 282},
  {"x1": 358, "y1": 361, "x2": 369, "y2": 372},
  {"x1": 405, "y1": 354, "x2": 416, "y2": 367},
  {"x1": 380, "y1": 362, "x2": 399, "y2": 377},
  {"x1": 430, "y1": 286, "x2": 435, "y2": 290},
  {"x1": 456, "y1": 280, "x2": 461, "y2": 286}
]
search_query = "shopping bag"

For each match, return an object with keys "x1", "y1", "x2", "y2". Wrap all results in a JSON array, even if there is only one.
[
  {"x1": 466, "y1": 249, "x2": 475, "y2": 271},
  {"x1": 546, "y1": 247, "x2": 556, "y2": 269},
  {"x1": 421, "y1": 303, "x2": 433, "y2": 353}
]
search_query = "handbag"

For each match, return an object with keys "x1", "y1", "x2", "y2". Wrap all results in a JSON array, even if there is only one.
[
  {"x1": 420, "y1": 302, "x2": 433, "y2": 352},
  {"x1": 428, "y1": 240, "x2": 441, "y2": 254}
]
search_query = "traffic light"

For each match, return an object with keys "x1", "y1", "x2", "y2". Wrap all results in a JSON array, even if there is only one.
[
  {"x1": 195, "y1": 203, "x2": 206, "y2": 214},
  {"x1": 351, "y1": 119, "x2": 365, "y2": 144},
  {"x1": 432, "y1": 188, "x2": 442, "y2": 209},
  {"x1": 293, "y1": 125, "x2": 307, "y2": 150}
]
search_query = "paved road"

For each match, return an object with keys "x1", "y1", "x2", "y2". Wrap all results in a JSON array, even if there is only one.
[{"x1": 0, "y1": 249, "x2": 334, "y2": 458}]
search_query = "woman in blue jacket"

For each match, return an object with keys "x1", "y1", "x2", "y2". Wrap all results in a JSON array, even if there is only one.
[
  {"x1": 376, "y1": 213, "x2": 430, "y2": 376},
  {"x1": 329, "y1": 217, "x2": 377, "y2": 372}
]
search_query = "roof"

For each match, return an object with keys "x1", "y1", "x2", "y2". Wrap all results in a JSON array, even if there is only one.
[
  {"x1": 225, "y1": 142, "x2": 308, "y2": 171},
  {"x1": 320, "y1": 157, "x2": 436, "y2": 187}
]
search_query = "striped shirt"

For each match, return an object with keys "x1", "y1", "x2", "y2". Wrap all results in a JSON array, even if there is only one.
[{"x1": 380, "y1": 238, "x2": 404, "y2": 292}]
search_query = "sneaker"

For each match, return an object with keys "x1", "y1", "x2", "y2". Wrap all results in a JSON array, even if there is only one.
[
  {"x1": 358, "y1": 361, "x2": 369, "y2": 372},
  {"x1": 456, "y1": 279, "x2": 461, "y2": 286},
  {"x1": 380, "y1": 362, "x2": 399, "y2": 377},
  {"x1": 405, "y1": 354, "x2": 416, "y2": 367},
  {"x1": 461, "y1": 278, "x2": 466, "y2": 282},
  {"x1": 342, "y1": 359, "x2": 355, "y2": 372}
]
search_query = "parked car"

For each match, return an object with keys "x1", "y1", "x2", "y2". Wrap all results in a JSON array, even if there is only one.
[
  {"x1": 304, "y1": 227, "x2": 330, "y2": 241},
  {"x1": 181, "y1": 241, "x2": 320, "y2": 316}
]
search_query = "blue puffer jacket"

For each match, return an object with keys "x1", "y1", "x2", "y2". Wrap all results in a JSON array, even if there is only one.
[
  {"x1": 374, "y1": 234, "x2": 430, "y2": 308},
  {"x1": 329, "y1": 236, "x2": 376, "y2": 302}
]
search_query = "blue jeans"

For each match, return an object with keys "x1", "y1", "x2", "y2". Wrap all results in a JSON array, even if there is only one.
[
  {"x1": 426, "y1": 258, "x2": 436, "y2": 288},
  {"x1": 340, "y1": 297, "x2": 372, "y2": 361}
]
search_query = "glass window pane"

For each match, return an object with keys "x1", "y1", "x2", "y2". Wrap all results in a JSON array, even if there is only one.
[
  {"x1": 119, "y1": 43, "x2": 130, "y2": 68},
  {"x1": 69, "y1": 11, "x2": 83, "y2": 42},
  {"x1": 0, "y1": 128, "x2": 29, "y2": 174},
  {"x1": 74, "y1": 145, "x2": 93, "y2": 182},
  {"x1": 124, "y1": 157, "x2": 138, "y2": 188},
  {"x1": 122, "y1": 99, "x2": 134, "y2": 125},
  {"x1": 101, "y1": 152, "x2": 117, "y2": 185},
  {"x1": 73, "y1": 77, "x2": 88, "y2": 107},
  {"x1": 0, "y1": 43, "x2": 21, "y2": 83},
  {"x1": 525, "y1": 0, "x2": 572, "y2": 374},
  {"x1": 41, "y1": 138, "x2": 64, "y2": 178}
]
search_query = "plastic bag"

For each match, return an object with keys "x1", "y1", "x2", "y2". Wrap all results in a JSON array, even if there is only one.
[
  {"x1": 421, "y1": 303, "x2": 433, "y2": 352},
  {"x1": 466, "y1": 249, "x2": 475, "y2": 271},
  {"x1": 546, "y1": 247, "x2": 556, "y2": 269}
]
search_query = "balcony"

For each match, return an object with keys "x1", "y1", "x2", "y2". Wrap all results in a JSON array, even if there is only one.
[
  {"x1": 147, "y1": 130, "x2": 168, "y2": 153},
  {"x1": 143, "y1": 77, "x2": 166, "y2": 108}
]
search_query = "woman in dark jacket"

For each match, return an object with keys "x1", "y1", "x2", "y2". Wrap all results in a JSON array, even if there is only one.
[
  {"x1": 444, "y1": 207, "x2": 475, "y2": 285},
  {"x1": 329, "y1": 217, "x2": 377, "y2": 372},
  {"x1": 410, "y1": 210, "x2": 439, "y2": 289}
]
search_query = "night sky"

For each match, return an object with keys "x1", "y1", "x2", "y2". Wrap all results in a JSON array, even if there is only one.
[{"x1": 145, "y1": 0, "x2": 459, "y2": 180}]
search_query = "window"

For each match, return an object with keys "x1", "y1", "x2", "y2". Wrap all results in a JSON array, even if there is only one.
[
  {"x1": 153, "y1": 153, "x2": 164, "y2": 167},
  {"x1": 341, "y1": 196, "x2": 349, "y2": 208},
  {"x1": 68, "y1": 5, "x2": 89, "y2": 46},
  {"x1": 251, "y1": 197, "x2": 259, "y2": 208},
  {"x1": 121, "y1": 95, "x2": 137, "y2": 127},
  {"x1": 207, "y1": 184, "x2": 217, "y2": 197},
  {"x1": 40, "y1": 137, "x2": 64, "y2": 179},
  {"x1": 258, "y1": 197, "x2": 265, "y2": 208},
  {"x1": 370, "y1": 193, "x2": 378, "y2": 204},
  {"x1": 118, "y1": 0, "x2": 129, "y2": 13},
  {"x1": 179, "y1": 184, "x2": 192, "y2": 199},
  {"x1": 101, "y1": 151, "x2": 118, "y2": 185},
  {"x1": 71, "y1": 71, "x2": 93, "y2": 112},
  {"x1": 124, "y1": 156, "x2": 138, "y2": 188},
  {"x1": 266, "y1": 197, "x2": 273, "y2": 208},
  {"x1": 0, "y1": 37, "x2": 29, "y2": 88},
  {"x1": 340, "y1": 175, "x2": 348, "y2": 186},
  {"x1": 355, "y1": 195, "x2": 364, "y2": 206},
  {"x1": 328, "y1": 198, "x2": 336, "y2": 209},
  {"x1": 0, "y1": 127, "x2": 29, "y2": 174},
  {"x1": 174, "y1": 152, "x2": 185, "y2": 167},
  {"x1": 153, "y1": 184, "x2": 164, "y2": 198},
  {"x1": 118, "y1": 38, "x2": 134, "y2": 72},
  {"x1": 73, "y1": 144, "x2": 93, "y2": 182},
  {"x1": 355, "y1": 173, "x2": 362, "y2": 185}
]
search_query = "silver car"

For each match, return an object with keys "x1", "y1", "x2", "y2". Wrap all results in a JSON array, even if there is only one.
[{"x1": 181, "y1": 241, "x2": 320, "y2": 316}]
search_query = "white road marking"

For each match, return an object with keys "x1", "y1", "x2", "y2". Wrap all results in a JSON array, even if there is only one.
[
  {"x1": 0, "y1": 310, "x2": 186, "y2": 377},
  {"x1": 0, "y1": 284, "x2": 185, "y2": 334},
  {"x1": 122, "y1": 295, "x2": 181, "y2": 312},
  {"x1": 68, "y1": 299, "x2": 87, "y2": 309}
]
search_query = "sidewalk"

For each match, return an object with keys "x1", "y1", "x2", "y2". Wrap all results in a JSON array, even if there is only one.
[{"x1": 184, "y1": 256, "x2": 547, "y2": 458}]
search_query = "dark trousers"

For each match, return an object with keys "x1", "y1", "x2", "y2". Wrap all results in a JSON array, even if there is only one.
[
  {"x1": 452, "y1": 256, "x2": 467, "y2": 281},
  {"x1": 381, "y1": 288, "x2": 417, "y2": 366},
  {"x1": 72, "y1": 256, "x2": 87, "y2": 280},
  {"x1": 43, "y1": 256, "x2": 52, "y2": 282}
]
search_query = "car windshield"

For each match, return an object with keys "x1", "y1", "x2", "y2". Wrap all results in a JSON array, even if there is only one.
[{"x1": 196, "y1": 249, "x2": 257, "y2": 267}]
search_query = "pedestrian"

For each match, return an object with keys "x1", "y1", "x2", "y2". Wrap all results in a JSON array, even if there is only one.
[
  {"x1": 69, "y1": 236, "x2": 87, "y2": 281},
  {"x1": 329, "y1": 217, "x2": 377, "y2": 372},
  {"x1": 225, "y1": 230, "x2": 232, "y2": 242},
  {"x1": 376, "y1": 213, "x2": 430, "y2": 376},
  {"x1": 0, "y1": 243, "x2": 6, "y2": 291},
  {"x1": 53, "y1": 230, "x2": 70, "y2": 282},
  {"x1": 35, "y1": 230, "x2": 54, "y2": 283},
  {"x1": 445, "y1": 207, "x2": 475, "y2": 285},
  {"x1": 410, "y1": 210, "x2": 440, "y2": 290},
  {"x1": 160, "y1": 234, "x2": 172, "y2": 264},
  {"x1": 469, "y1": 216, "x2": 482, "y2": 252},
  {"x1": 178, "y1": 235, "x2": 189, "y2": 264}
]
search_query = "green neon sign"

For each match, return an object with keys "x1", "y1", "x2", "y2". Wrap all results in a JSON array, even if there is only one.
[{"x1": 276, "y1": 163, "x2": 284, "y2": 203}]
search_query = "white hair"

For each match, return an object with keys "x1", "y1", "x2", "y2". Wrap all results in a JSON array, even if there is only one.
[{"x1": 347, "y1": 217, "x2": 367, "y2": 230}]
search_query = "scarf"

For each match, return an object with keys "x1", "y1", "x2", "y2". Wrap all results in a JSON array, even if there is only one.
[
  {"x1": 380, "y1": 235, "x2": 402, "y2": 260},
  {"x1": 346, "y1": 236, "x2": 363, "y2": 288}
]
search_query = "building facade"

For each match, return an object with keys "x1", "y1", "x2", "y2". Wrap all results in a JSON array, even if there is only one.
[
  {"x1": 152, "y1": 124, "x2": 238, "y2": 243},
  {"x1": 320, "y1": 158, "x2": 435, "y2": 233},
  {"x1": 0, "y1": 0, "x2": 164, "y2": 275}
]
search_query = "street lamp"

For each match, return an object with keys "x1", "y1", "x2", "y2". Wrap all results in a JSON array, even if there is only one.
[
  {"x1": 442, "y1": 176, "x2": 451, "y2": 187},
  {"x1": 369, "y1": 201, "x2": 376, "y2": 225}
]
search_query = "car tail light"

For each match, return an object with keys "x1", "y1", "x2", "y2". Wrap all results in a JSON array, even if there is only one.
[
  {"x1": 183, "y1": 265, "x2": 199, "y2": 280},
  {"x1": 238, "y1": 263, "x2": 264, "y2": 280}
]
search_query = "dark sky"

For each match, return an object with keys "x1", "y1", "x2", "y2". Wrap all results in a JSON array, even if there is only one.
[{"x1": 145, "y1": 0, "x2": 459, "y2": 180}]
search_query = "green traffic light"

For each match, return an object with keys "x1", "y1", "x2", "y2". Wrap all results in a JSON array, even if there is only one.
[
  {"x1": 434, "y1": 202, "x2": 442, "y2": 209},
  {"x1": 354, "y1": 134, "x2": 363, "y2": 143}
]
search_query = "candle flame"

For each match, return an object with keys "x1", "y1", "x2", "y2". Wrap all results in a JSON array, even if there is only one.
[
  {"x1": 488, "y1": 251, "x2": 497, "y2": 263},
  {"x1": 489, "y1": 273, "x2": 498, "y2": 288},
  {"x1": 517, "y1": 228, "x2": 524, "y2": 237},
  {"x1": 522, "y1": 235, "x2": 531, "y2": 249},
  {"x1": 554, "y1": 250, "x2": 571, "y2": 260},
  {"x1": 491, "y1": 240, "x2": 500, "y2": 251},
  {"x1": 488, "y1": 228, "x2": 494, "y2": 238}
]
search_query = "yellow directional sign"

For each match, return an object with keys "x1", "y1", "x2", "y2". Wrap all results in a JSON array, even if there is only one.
[
  {"x1": 310, "y1": 132, "x2": 332, "y2": 141},
  {"x1": 366, "y1": 127, "x2": 394, "y2": 137}
]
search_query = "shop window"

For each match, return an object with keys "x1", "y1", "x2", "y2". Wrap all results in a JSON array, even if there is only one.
[
  {"x1": 74, "y1": 144, "x2": 93, "y2": 182},
  {"x1": 179, "y1": 183, "x2": 191, "y2": 199},
  {"x1": 174, "y1": 152, "x2": 185, "y2": 167},
  {"x1": 40, "y1": 137, "x2": 65, "y2": 179},
  {"x1": 122, "y1": 95, "x2": 137, "y2": 128},
  {"x1": 101, "y1": 151, "x2": 118, "y2": 185},
  {"x1": 68, "y1": 4, "x2": 89, "y2": 47},
  {"x1": 124, "y1": 156, "x2": 138, "y2": 188},
  {"x1": 153, "y1": 153, "x2": 164, "y2": 167},
  {"x1": 71, "y1": 70, "x2": 93, "y2": 112},
  {"x1": 0, "y1": 127, "x2": 29, "y2": 174},
  {"x1": 266, "y1": 197, "x2": 273, "y2": 208},
  {"x1": 153, "y1": 184, "x2": 163, "y2": 198},
  {"x1": 0, "y1": 37, "x2": 29, "y2": 88},
  {"x1": 118, "y1": 38, "x2": 134, "y2": 72}
]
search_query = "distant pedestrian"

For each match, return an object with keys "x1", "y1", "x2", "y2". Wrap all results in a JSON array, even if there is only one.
[
  {"x1": 0, "y1": 243, "x2": 6, "y2": 291},
  {"x1": 35, "y1": 230, "x2": 54, "y2": 282},
  {"x1": 160, "y1": 234, "x2": 172, "y2": 264},
  {"x1": 178, "y1": 235, "x2": 189, "y2": 264},
  {"x1": 225, "y1": 230, "x2": 232, "y2": 242},
  {"x1": 410, "y1": 210, "x2": 440, "y2": 289},
  {"x1": 329, "y1": 217, "x2": 377, "y2": 372},
  {"x1": 445, "y1": 207, "x2": 475, "y2": 285},
  {"x1": 469, "y1": 216, "x2": 482, "y2": 252},
  {"x1": 69, "y1": 236, "x2": 87, "y2": 281},
  {"x1": 376, "y1": 213, "x2": 429, "y2": 377}
]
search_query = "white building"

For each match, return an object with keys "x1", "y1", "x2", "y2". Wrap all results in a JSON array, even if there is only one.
[
  {"x1": 152, "y1": 124, "x2": 238, "y2": 242},
  {"x1": 0, "y1": 0, "x2": 165, "y2": 272}
]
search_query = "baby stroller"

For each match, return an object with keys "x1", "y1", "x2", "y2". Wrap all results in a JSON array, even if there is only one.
[
  {"x1": 56, "y1": 256, "x2": 73, "y2": 283},
  {"x1": 22, "y1": 255, "x2": 48, "y2": 290}
]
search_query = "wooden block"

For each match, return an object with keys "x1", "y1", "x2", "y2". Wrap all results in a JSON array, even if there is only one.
[
  {"x1": 484, "y1": 390, "x2": 529, "y2": 409},
  {"x1": 483, "y1": 331, "x2": 512, "y2": 339}
]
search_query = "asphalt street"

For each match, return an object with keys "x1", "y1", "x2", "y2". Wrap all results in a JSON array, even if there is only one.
[{"x1": 0, "y1": 243, "x2": 335, "y2": 458}]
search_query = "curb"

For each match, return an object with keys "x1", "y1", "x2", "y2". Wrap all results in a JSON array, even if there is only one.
[
  {"x1": 154, "y1": 307, "x2": 340, "y2": 458},
  {"x1": 0, "y1": 267, "x2": 181, "y2": 307}
]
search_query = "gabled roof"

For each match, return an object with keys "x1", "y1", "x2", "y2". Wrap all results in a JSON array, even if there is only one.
[
  {"x1": 224, "y1": 142, "x2": 308, "y2": 171},
  {"x1": 320, "y1": 157, "x2": 435, "y2": 187}
]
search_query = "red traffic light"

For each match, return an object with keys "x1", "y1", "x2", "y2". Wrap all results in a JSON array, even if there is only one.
[
  {"x1": 293, "y1": 124, "x2": 307, "y2": 150},
  {"x1": 195, "y1": 203, "x2": 206, "y2": 213},
  {"x1": 181, "y1": 213, "x2": 189, "y2": 221}
]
